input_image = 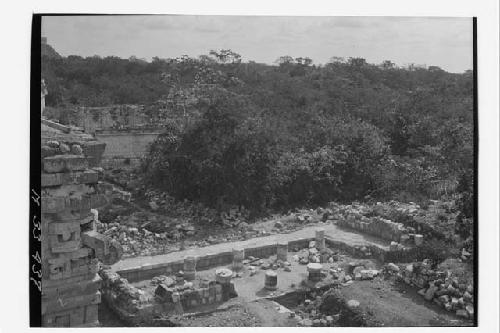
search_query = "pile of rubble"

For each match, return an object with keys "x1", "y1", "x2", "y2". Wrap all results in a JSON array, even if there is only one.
[
  {"x1": 385, "y1": 260, "x2": 474, "y2": 320},
  {"x1": 291, "y1": 240, "x2": 350, "y2": 267},
  {"x1": 98, "y1": 200, "x2": 325, "y2": 258},
  {"x1": 292, "y1": 290, "x2": 372, "y2": 327},
  {"x1": 328, "y1": 200, "x2": 458, "y2": 242},
  {"x1": 100, "y1": 270, "x2": 149, "y2": 315},
  {"x1": 331, "y1": 204, "x2": 415, "y2": 244},
  {"x1": 143, "y1": 190, "x2": 221, "y2": 223},
  {"x1": 153, "y1": 272, "x2": 237, "y2": 310},
  {"x1": 96, "y1": 215, "x2": 268, "y2": 258},
  {"x1": 96, "y1": 220, "x2": 178, "y2": 257},
  {"x1": 240, "y1": 256, "x2": 293, "y2": 276},
  {"x1": 99, "y1": 267, "x2": 238, "y2": 325}
]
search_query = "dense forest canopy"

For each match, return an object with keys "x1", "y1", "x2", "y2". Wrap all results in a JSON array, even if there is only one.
[{"x1": 42, "y1": 49, "x2": 474, "y2": 228}]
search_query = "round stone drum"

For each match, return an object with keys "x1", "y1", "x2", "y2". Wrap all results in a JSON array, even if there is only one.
[
  {"x1": 215, "y1": 268, "x2": 233, "y2": 284},
  {"x1": 183, "y1": 256, "x2": 197, "y2": 281},
  {"x1": 307, "y1": 263, "x2": 323, "y2": 282},
  {"x1": 265, "y1": 270, "x2": 278, "y2": 290},
  {"x1": 276, "y1": 242, "x2": 288, "y2": 262},
  {"x1": 232, "y1": 248, "x2": 245, "y2": 271}
]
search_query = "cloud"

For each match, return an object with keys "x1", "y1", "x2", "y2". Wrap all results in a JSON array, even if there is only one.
[{"x1": 42, "y1": 15, "x2": 473, "y2": 72}]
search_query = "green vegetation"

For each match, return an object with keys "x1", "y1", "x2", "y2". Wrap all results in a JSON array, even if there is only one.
[{"x1": 42, "y1": 51, "x2": 474, "y2": 219}]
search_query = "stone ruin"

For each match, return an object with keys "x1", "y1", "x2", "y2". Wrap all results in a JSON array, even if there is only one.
[
  {"x1": 98, "y1": 266, "x2": 237, "y2": 326},
  {"x1": 41, "y1": 121, "x2": 123, "y2": 327}
]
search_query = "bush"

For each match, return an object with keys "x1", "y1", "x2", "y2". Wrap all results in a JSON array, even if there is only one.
[{"x1": 273, "y1": 146, "x2": 348, "y2": 207}]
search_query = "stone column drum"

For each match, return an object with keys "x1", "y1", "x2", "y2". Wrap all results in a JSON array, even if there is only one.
[
  {"x1": 315, "y1": 228, "x2": 325, "y2": 250},
  {"x1": 183, "y1": 256, "x2": 197, "y2": 281},
  {"x1": 307, "y1": 263, "x2": 323, "y2": 282},
  {"x1": 277, "y1": 242, "x2": 288, "y2": 262},
  {"x1": 232, "y1": 248, "x2": 245, "y2": 271},
  {"x1": 265, "y1": 270, "x2": 278, "y2": 290},
  {"x1": 215, "y1": 268, "x2": 233, "y2": 284}
]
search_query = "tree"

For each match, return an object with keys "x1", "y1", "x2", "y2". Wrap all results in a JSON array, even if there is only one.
[
  {"x1": 328, "y1": 56, "x2": 346, "y2": 65},
  {"x1": 275, "y1": 55, "x2": 294, "y2": 65},
  {"x1": 348, "y1": 57, "x2": 367, "y2": 67},
  {"x1": 295, "y1": 57, "x2": 313, "y2": 66},
  {"x1": 209, "y1": 49, "x2": 242, "y2": 64},
  {"x1": 381, "y1": 60, "x2": 396, "y2": 69}
]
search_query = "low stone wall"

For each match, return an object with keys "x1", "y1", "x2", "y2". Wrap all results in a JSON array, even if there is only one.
[
  {"x1": 101, "y1": 156, "x2": 143, "y2": 170},
  {"x1": 117, "y1": 238, "x2": 316, "y2": 282},
  {"x1": 99, "y1": 269, "x2": 234, "y2": 325},
  {"x1": 95, "y1": 128, "x2": 162, "y2": 160},
  {"x1": 117, "y1": 234, "x2": 393, "y2": 283},
  {"x1": 325, "y1": 238, "x2": 385, "y2": 261},
  {"x1": 336, "y1": 215, "x2": 409, "y2": 243}
]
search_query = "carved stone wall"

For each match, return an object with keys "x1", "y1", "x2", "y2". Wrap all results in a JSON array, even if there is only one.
[{"x1": 41, "y1": 123, "x2": 122, "y2": 327}]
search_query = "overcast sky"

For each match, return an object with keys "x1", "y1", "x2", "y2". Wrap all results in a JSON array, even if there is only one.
[{"x1": 42, "y1": 15, "x2": 473, "y2": 73}]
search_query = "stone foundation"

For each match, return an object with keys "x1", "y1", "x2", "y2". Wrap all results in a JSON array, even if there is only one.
[{"x1": 99, "y1": 269, "x2": 236, "y2": 325}]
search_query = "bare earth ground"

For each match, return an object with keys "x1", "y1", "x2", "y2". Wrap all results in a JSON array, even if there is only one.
[
  {"x1": 177, "y1": 299, "x2": 296, "y2": 327},
  {"x1": 337, "y1": 278, "x2": 471, "y2": 327}
]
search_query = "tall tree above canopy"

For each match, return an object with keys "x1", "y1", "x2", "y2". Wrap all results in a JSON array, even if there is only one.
[{"x1": 209, "y1": 49, "x2": 242, "y2": 64}]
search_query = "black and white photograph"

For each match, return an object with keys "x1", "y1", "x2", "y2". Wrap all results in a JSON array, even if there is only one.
[{"x1": 1, "y1": 1, "x2": 498, "y2": 331}]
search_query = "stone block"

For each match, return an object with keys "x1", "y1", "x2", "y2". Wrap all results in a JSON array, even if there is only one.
[
  {"x1": 42, "y1": 196, "x2": 69, "y2": 214},
  {"x1": 465, "y1": 305, "x2": 474, "y2": 318},
  {"x1": 43, "y1": 155, "x2": 89, "y2": 173},
  {"x1": 42, "y1": 170, "x2": 99, "y2": 187},
  {"x1": 47, "y1": 256, "x2": 98, "y2": 280},
  {"x1": 155, "y1": 284, "x2": 173, "y2": 302},
  {"x1": 456, "y1": 309, "x2": 469, "y2": 318},
  {"x1": 48, "y1": 232, "x2": 81, "y2": 254},
  {"x1": 43, "y1": 306, "x2": 91, "y2": 327},
  {"x1": 42, "y1": 291, "x2": 101, "y2": 315},
  {"x1": 82, "y1": 142, "x2": 106, "y2": 167},
  {"x1": 425, "y1": 284, "x2": 438, "y2": 301},
  {"x1": 43, "y1": 274, "x2": 101, "y2": 299},
  {"x1": 83, "y1": 304, "x2": 99, "y2": 325},
  {"x1": 42, "y1": 272, "x2": 97, "y2": 289},
  {"x1": 42, "y1": 193, "x2": 108, "y2": 215}
]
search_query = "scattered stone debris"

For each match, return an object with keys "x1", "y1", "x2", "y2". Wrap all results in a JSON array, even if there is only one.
[{"x1": 384, "y1": 259, "x2": 475, "y2": 321}]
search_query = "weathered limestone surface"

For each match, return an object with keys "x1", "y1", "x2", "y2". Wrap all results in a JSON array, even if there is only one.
[{"x1": 41, "y1": 123, "x2": 122, "y2": 327}]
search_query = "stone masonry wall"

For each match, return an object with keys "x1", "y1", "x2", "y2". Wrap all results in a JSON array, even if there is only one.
[
  {"x1": 45, "y1": 104, "x2": 176, "y2": 135},
  {"x1": 336, "y1": 214, "x2": 410, "y2": 243},
  {"x1": 94, "y1": 129, "x2": 162, "y2": 160},
  {"x1": 116, "y1": 239, "x2": 315, "y2": 283},
  {"x1": 41, "y1": 128, "x2": 122, "y2": 327},
  {"x1": 99, "y1": 269, "x2": 234, "y2": 326}
]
